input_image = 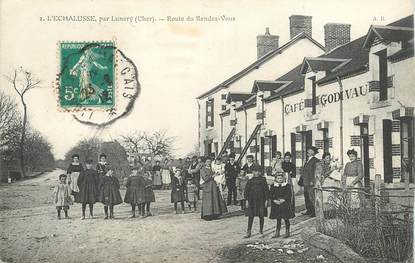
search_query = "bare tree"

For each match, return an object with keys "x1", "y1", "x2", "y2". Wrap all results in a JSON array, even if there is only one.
[
  {"x1": 121, "y1": 131, "x2": 146, "y2": 156},
  {"x1": 0, "y1": 90, "x2": 20, "y2": 148},
  {"x1": 143, "y1": 130, "x2": 176, "y2": 158},
  {"x1": 121, "y1": 129, "x2": 177, "y2": 159},
  {"x1": 5, "y1": 67, "x2": 41, "y2": 177}
]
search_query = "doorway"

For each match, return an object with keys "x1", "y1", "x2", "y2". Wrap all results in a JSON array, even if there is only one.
[
  {"x1": 301, "y1": 130, "x2": 312, "y2": 164},
  {"x1": 383, "y1": 120, "x2": 393, "y2": 183}
]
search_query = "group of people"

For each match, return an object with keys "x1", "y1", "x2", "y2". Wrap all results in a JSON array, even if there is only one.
[
  {"x1": 53, "y1": 147, "x2": 364, "y2": 239},
  {"x1": 53, "y1": 154, "x2": 124, "y2": 219}
]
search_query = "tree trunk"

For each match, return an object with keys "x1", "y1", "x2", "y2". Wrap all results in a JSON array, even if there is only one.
[{"x1": 19, "y1": 97, "x2": 27, "y2": 178}]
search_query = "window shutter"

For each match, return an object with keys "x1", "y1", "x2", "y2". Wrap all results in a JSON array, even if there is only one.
[
  {"x1": 211, "y1": 99, "x2": 214, "y2": 127},
  {"x1": 205, "y1": 100, "x2": 210, "y2": 128}
]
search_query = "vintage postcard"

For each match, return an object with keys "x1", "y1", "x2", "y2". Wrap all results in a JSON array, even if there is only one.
[{"x1": 0, "y1": 0, "x2": 414, "y2": 262}]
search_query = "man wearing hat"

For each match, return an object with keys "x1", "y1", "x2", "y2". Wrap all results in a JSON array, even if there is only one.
[
  {"x1": 225, "y1": 153, "x2": 240, "y2": 205},
  {"x1": 301, "y1": 146, "x2": 320, "y2": 217}
]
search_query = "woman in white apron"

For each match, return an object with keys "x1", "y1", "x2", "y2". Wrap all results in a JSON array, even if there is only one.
[
  {"x1": 343, "y1": 149, "x2": 364, "y2": 209},
  {"x1": 66, "y1": 154, "x2": 84, "y2": 201},
  {"x1": 161, "y1": 159, "x2": 172, "y2": 189}
]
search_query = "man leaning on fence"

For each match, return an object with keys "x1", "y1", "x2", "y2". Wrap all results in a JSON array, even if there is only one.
[{"x1": 299, "y1": 146, "x2": 320, "y2": 217}]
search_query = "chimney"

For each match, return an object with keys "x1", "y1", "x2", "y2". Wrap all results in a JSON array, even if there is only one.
[
  {"x1": 289, "y1": 15, "x2": 312, "y2": 39},
  {"x1": 257, "y1": 27, "x2": 279, "y2": 59},
  {"x1": 324, "y1": 23, "x2": 351, "y2": 52}
]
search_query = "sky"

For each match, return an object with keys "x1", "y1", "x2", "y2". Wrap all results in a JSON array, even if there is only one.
[{"x1": 0, "y1": 0, "x2": 413, "y2": 159}]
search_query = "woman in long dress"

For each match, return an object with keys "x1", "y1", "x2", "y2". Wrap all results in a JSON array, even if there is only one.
[
  {"x1": 343, "y1": 149, "x2": 364, "y2": 208},
  {"x1": 152, "y1": 160, "x2": 163, "y2": 189},
  {"x1": 161, "y1": 159, "x2": 172, "y2": 189},
  {"x1": 67, "y1": 154, "x2": 84, "y2": 201},
  {"x1": 200, "y1": 157, "x2": 227, "y2": 220}
]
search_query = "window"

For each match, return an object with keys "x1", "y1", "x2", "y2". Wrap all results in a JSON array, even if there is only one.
[
  {"x1": 378, "y1": 49, "x2": 388, "y2": 101},
  {"x1": 401, "y1": 118, "x2": 414, "y2": 183},
  {"x1": 221, "y1": 94, "x2": 227, "y2": 100},
  {"x1": 311, "y1": 77, "x2": 317, "y2": 115},
  {"x1": 221, "y1": 105, "x2": 227, "y2": 111},
  {"x1": 205, "y1": 99, "x2": 214, "y2": 128}
]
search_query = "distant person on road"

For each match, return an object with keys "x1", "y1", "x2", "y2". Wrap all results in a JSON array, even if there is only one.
[
  {"x1": 161, "y1": 159, "x2": 172, "y2": 190},
  {"x1": 188, "y1": 156, "x2": 203, "y2": 199},
  {"x1": 236, "y1": 170, "x2": 249, "y2": 211},
  {"x1": 152, "y1": 160, "x2": 162, "y2": 189},
  {"x1": 144, "y1": 172, "x2": 155, "y2": 217},
  {"x1": 96, "y1": 154, "x2": 109, "y2": 177},
  {"x1": 269, "y1": 173, "x2": 295, "y2": 238},
  {"x1": 67, "y1": 154, "x2": 84, "y2": 200},
  {"x1": 186, "y1": 179, "x2": 198, "y2": 212},
  {"x1": 225, "y1": 153, "x2": 240, "y2": 205},
  {"x1": 99, "y1": 167, "x2": 123, "y2": 219},
  {"x1": 76, "y1": 159, "x2": 99, "y2": 219},
  {"x1": 243, "y1": 166, "x2": 269, "y2": 238},
  {"x1": 171, "y1": 168, "x2": 186, "y2": 214},
  {"x1": 124, "y1": 166, "x2": 146, "y2": 218},
  {"x1": 52, "y1": 174, "x2": 72, "y2": 219}
]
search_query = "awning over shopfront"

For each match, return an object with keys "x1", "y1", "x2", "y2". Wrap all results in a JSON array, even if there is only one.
[{"x1": 392, "y1": 107, "x2": 415, "y2": 120}]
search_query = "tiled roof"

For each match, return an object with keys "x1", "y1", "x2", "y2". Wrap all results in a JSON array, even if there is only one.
[
  {"x1": 362, "y1": 25, "x2": 414, "y2": 49},
  {"x1": 315, "y1": 36, "x2": 369, "y2": 85},
  {"x1": 300, "y1": 58, "x2": 350, "y2": 74},
  {"x1": 388, "y1": 46, "x2": 414, "y2": 62},
  {"x1": 264, "y1": 64, "x2": 304, "y2": 102},
  {"x1": 196, "y1": 32, "x2": 324, "y2": 99},
  {"x1": 226, "y1": 92, "x2": 252, "y2": 104},
  {"x1": 235, "y1": 94, "x2": 257, "y2": 111},
  {"x1": 219, "y1": 109, "x2": 230, "y2": 116},
  {"x1": 251, "y1": 80, "x2": 290, "y2": 93}
]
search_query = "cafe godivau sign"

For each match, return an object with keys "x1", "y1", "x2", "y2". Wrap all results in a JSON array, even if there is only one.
[{"x1": 285, "y1": 85, "x2": 368, "y2": 114}]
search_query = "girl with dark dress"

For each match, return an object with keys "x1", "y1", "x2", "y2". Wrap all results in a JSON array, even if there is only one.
[
  {"x1": 124, "y1": 167, "x2": 146, "y2": 218},
  {"x1": 96, "y1": 154, "x2": 109, "y2": 177},
  {"x1": 281, "y1": 152, "x2": 297, "y2": 213},
  {"x1": 76, "y1": 159, "x2": 99, "y2": 219},
  {"x1": 67, "y1": 154, "x2": 84, "y2": 200},
  {"x1": 171, "y1": 168, "x2": 186, "y2": 214},
  {"x1": 144, "y1": 172, "x2": 155, "y2": 216},
  {"x1": 269, "y1": 173, "x2": 295, "y2": 238},
  {"x1": 244, "y1": 166, "x2": 269, "y2": 238},
  {"x1": 99, "y1": 167, "x2": 123, "y2": 219}
]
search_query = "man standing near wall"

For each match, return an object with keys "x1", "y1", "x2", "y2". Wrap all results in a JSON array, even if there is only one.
[{"x1": 301, "y1": 146, "x2": 319, "y2": 217}]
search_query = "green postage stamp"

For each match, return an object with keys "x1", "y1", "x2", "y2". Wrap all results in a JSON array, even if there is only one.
[{"x1": 59, "y1": 41, "x2": 115, "y2": 109}]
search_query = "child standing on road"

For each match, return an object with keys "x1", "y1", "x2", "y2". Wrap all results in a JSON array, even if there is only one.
[
  {"x1": 144, "y1": 172, "x2": 155, "y2": 217},
  {"x1": 244, "y1": 166, "x2": 269, "y2": 238},
  {"x1": 269, "y1": 173, "x2": 295, "y2": 238},
  {"x1": 53, "y1": 174, "x2": 72, "y2": 219},
  {"x1": 124, "y1": 166, "x2": 145, "y2": 218},
  {"x1": 99, "y1": 167, "x2": 123, "y2": 219},
  {"x1": 236, "y1": 170, "x2": 249, "y2": 210},
  {"x1": 186, "y1": 179, "x2": 198, "y2": 212},
  {"x1": 171, "y1": 168, "x2": 186, "y2": 214}
]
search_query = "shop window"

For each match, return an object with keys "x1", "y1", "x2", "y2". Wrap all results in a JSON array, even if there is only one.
[
  {"x1": 311, "y1": 77, "x2": 317, "y2": 115},
  {"x1": 205, "y1": 99, "x2": 214, "y2": 128},
  {"x1": 377, "y1": 49, "x2": 388, "y2": 101}
]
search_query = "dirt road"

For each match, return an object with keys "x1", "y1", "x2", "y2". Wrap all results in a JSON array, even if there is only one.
[{"x1": 0, "y1": 169, "x2": 339, "y2": 263}]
